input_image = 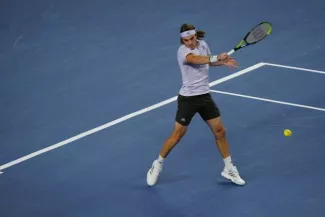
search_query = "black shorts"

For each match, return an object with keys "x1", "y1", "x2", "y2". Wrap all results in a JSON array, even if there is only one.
[{"x1": 175, "y1": 93, "x2": 220, "y2": 126}]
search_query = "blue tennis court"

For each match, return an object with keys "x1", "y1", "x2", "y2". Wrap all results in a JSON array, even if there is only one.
[{"x1": 1, "y1": 0, "x2": 325, "y2": 216}]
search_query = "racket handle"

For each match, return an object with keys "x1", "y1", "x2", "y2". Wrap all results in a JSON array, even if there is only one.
[{"x1": 227, "y1": 49, "x2": 235, "y2": 56}]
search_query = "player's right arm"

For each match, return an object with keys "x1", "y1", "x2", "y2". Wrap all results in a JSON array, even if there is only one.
[
  {"x1": 185, "y1": 53, "x2": 229, "y2": 65},
  {"x1": 185, "y1": 54, "x2": 210, "y2": 64}
]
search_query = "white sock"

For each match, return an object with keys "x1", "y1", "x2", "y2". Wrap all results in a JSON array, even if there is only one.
[
  {"x1": 223, "y1": 156, "x2": 233, "y2": 169},
  {"x1": 157, "y1": 155, "x2": 165, "y2": 164}
]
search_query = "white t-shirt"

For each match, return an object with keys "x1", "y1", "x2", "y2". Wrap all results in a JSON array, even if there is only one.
[{"x1": 177, "y1": 40, "x2": 211, "y2": 96}]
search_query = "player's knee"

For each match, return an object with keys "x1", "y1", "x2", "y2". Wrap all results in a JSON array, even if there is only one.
[{"x1": 215, "y1": 127, "x2": 226, "y2": 140}]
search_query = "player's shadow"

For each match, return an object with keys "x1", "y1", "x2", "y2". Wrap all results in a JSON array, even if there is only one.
[{"x1": 216, "y1": 180, "x2": 240, "y2": 187}]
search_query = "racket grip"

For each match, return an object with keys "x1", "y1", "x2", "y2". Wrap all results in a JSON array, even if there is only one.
[{"x1": 227, "y1": 49, "x2": 235, "y2": 56}]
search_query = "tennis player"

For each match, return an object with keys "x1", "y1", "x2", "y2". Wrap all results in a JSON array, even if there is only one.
[{"x1": 146, "y1": 24, "x2": 245, "y2": 186}]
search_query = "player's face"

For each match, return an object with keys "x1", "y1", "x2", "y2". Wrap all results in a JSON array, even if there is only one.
[{"x1": 182, "y1": 34, "x2": 197, "y2": 50}]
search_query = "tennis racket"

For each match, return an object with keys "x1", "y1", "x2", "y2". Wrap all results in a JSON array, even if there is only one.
[{"x1": 227, "y1": 22, "x2": 272, "y2": 56}]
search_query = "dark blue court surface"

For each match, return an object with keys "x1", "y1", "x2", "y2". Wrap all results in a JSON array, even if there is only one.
[{"x1": 1, "y1": 0, "x2": 325, "y2": 216}]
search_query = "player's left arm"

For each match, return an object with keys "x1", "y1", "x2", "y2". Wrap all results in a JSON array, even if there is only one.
[
  {"x1": 209, "y1": 56, "x2": 239, "y2": 68},
  {"x1": 205, "y1": 43, "x2": 238, "y2": 68},
  {"x1": 209, "y1": 61, "x2": 225, "y2": 66}
]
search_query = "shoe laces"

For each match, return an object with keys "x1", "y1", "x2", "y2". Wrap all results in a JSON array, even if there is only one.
[
  {"x1": 151, "y1": 161, "x2": 162, "y2": 175},
  {"x1": 227, "y1": 166, "x2": 239, "y2": 177}
]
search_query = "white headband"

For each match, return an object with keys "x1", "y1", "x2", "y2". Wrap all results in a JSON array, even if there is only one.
[{"x1": 180, "y1": 30, "x2": 196, "y2": 38}]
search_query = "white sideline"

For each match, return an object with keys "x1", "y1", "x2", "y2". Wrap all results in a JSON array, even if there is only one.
[
  {"x1": 210, "y1": 90, "x2": 325, "y2": 112},
  {"x1": 263, "y1": 62, "x2": 325, "y2": 75}
]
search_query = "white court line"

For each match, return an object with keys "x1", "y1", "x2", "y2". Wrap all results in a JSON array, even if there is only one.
[
  {"x1": 0, "y1": 62, "x2": 265, "y2": 174},
  {"x1": 210, "y1": 90, "x2": 325, "y2": 112},
  {"x1": 263, "y1": 62, "x2": 325, "y2": 75}
]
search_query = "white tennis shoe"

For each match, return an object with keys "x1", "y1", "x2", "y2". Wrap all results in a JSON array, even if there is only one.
[
  {"x1": 146, "y1": 160, "x2": 163, "y2": 186},
  {"x1": 221, "y1": 165, "x2": 246, "y2": 185}
]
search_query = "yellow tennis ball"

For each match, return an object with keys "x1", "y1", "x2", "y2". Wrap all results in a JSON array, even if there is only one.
[{"x1": 284, "y1": 129, "x2": 292, "y2": 136}]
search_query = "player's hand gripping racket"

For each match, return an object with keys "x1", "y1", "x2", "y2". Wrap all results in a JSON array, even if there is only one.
[{"x1": 227, "y1": 22, "x2": 273, "y2": 56}]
